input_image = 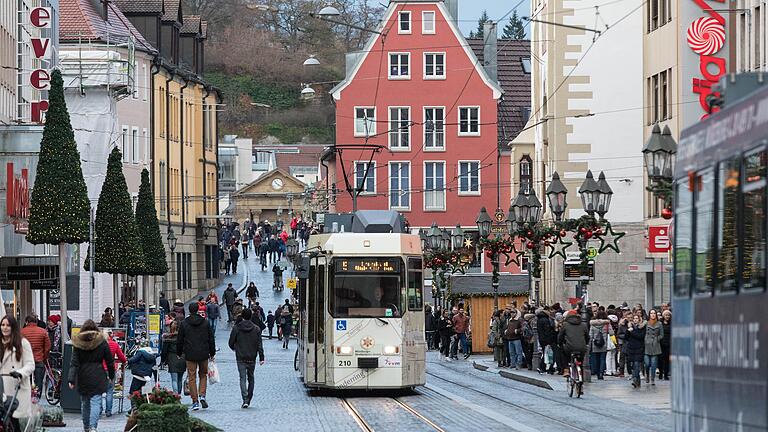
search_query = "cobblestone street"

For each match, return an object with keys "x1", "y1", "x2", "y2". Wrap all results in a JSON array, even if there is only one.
[{"x1": 55, "y1": 252, "x2": 671, "y2": 432}]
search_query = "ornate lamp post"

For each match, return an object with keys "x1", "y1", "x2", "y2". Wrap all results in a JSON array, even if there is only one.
[
  {"x1": 643, "y1": 124, "x2": 677, "y2": 217},
  {"x1": 167, "y1": 228, "x2": 177, "y2": 297},
  {"x1": 423, "y1": 223, "x2": 470, "y2": 310}
]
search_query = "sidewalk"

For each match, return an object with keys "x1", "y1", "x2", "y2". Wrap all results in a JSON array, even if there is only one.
[{"x1": 472, "y1": 355, "x2": 670, "y2": 411}]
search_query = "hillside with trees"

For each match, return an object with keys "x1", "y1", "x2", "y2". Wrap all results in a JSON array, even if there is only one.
[{"x1": 185, "y1": 0, "x2": 384, "y2": 144}]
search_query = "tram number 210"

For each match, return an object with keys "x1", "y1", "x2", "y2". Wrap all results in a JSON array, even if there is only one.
[{"x1": 338, "y1": 360, "x2": 352, "y2": 367}]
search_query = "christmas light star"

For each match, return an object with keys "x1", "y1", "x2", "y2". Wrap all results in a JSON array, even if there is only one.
[
  {"x1": 596, "y1": 223, "x2": 625, "y2": 254},
  {"x1": 547, "y1": 235, "x2": 573, "y2": 260}
]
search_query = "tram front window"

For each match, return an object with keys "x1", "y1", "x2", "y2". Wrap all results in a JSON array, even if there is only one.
[{"x1": 331, "y1": 275, "x2": 401, "y2": 318}]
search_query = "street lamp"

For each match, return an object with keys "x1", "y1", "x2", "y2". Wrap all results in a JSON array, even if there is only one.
[
  {"x1": 303, "y1": 55, "x2": 320, "y2": 66},
  {"x1": 167, "y1": 228, "x2": 178, "y2": 253},
  {"x1": 451, "y1": 225, "x2": 464, "y2": 250},
  {"x1": 441, "y1": 229, "x2": 451, "y2": 250},
  {"x1": 475, "y1": 207, "x2": 492, "y2": 237},
  {"x1": 546, "y1": 171, "x2": 568, "y2": 222},
  {"x1": 578, "y1": 170, "x2": 601, "y2": 217},
  {"x1": 300, "y1": 85, "x2": 316, "y2": 100},
  {"x1": 318, "y1": 5, "x2": 341, "y2": 16},
  {"x1": 642, "y1": 124, "x2": 677, "y2": 181},
  {"x1": 510, "y1": 190, "x2": 528, "y2": 224},
  {"x1": 427, "y1": 223, "x2": 442, "y2": 250},
  {"x1": 596, "y1": 171, "x2": 613, "y2": 220}
]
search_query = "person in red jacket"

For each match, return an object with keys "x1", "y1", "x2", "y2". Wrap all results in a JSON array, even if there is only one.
[
  {"x1": 102, "y1": 332, "x2": 126, "y2": 417},
  {"x1": 21, "y1": 315, "x2": 51, "y2": 397}
]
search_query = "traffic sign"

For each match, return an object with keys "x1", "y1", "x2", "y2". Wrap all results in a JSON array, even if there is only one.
[
  {"x1": 336, "y1": 320, "x2": 347, "y2": 331},
  {"x1": 587, "y1": 247, "x2": 598, "y2": 259},
  {"x1": 286, "y1": 278, "x2": 297, "y2": 289}
]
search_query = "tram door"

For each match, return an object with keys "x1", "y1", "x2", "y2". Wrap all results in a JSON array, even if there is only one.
[{"x1": 309, "y1": 257, "x2": 327, "y2": 385}]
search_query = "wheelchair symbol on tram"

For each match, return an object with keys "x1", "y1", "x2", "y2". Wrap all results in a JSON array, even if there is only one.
[{"x1": 336, "y1": 320, "x2": 347, "y2": 331}]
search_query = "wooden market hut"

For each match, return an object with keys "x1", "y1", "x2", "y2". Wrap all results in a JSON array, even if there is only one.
[{"x1": 449, "y1": 273, "x2": 530, "y2": 354}]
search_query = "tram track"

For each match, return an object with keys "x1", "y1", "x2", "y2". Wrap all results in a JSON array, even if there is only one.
[{"x1": 341, "y1": 396, "x2": 446, "y2": 432}]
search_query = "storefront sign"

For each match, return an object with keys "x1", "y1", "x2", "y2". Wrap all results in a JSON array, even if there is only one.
[
  {"x1": 30, "y1": 279, "x2": 57, "y2": 290},
  {"x1": 648, "y1": 225, "x2": 672, "y2": 253},
  {"x1": 28, "y1": 7, "x2": 52, "y2": 123},
  {"x1": 682, "y1": 0, "x2": 728, "y2": 127},
  {"x1": 6, "y1": 163, "x2": 29, "y2": 234}
]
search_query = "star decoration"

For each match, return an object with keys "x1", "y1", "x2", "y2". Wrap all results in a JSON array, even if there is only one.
[
  {"x1": 463, "y1": 238, "x2": 474, "y2": 248},
  {"x1": 503, "y1": 242, "x2": 527, "y2": 267},
  {"x1": 596, "y1": 223, "x2": 625, "y2": 254},
  {"x1": 548, "y1": 235, "x2": 573, "y2": 260}
]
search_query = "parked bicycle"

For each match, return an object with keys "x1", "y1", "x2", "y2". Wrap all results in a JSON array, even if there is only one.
[
  {"x1": 567, "y1": 353, "x2": 584, "y2": 398},
  {"x1": 41, "y1": 353, "x2": 62, "y2": 406}
]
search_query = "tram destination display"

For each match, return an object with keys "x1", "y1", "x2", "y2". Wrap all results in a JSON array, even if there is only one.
[{"x1": 335, "y1": 258, "x2": 400, "y2": 273}]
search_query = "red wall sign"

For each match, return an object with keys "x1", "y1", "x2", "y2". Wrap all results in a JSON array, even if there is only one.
[
  {"x1": 687, "y1": 6, "x2": 727, "y2": 121},
  {"x1": 648, "y1": 226, "x2": 671, "y2": 253},
  {"x1": 6, "y1": 162, "x2": 30, "y2": 234},
  {"x1": 29, "y1": 7, "x2": 51, "y2": 123}
]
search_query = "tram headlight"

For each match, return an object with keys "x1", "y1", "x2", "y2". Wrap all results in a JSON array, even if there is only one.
[
  {"x1": 383, "y1": 345, "x2": 400, "y2": 355},
  {"x1": 336, "y1": 346, "x2": 353, "y2": 355}
]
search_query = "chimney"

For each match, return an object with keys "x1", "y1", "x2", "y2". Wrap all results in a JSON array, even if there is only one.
[
  {"x1": 444, "y1": 0, "x2": 459, "y2": 26},
  {"x1": 483, "y1": 21, "x2": 498, "y2": 82}
]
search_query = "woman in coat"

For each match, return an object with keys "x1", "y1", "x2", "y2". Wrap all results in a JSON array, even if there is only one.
[
  {"x1": 644, "y1": 309, "x2": 664, "y2": 385},
  {"x1": 490, "y1": 311, "x2": 505, "y2": 367},
  {"x1": 625, "y1": 314, "x2": 647, "y2": 388},
  {"x1": 437, "y1": 310, "x2": 453, "y2": 359},
  {"x1": 659, "y1": 310, "x2": 672, "y2": 380},
  {"x1": 0, "y1": 315, "x2": 35, "y2": 430},
  {"x1": 162, "y1": 317, "x2": 186, "y2": 395},
  {"x1": 588, "y1": 311, "x2": 612, "y2": 380},
  {"x1": 69, "y1": 319, "x2": 114, "y2": 432}
]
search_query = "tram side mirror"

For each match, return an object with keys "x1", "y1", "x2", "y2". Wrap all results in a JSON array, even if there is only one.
[{"x1": 296, "y1": 257, "x2": 311, "y2": 279}]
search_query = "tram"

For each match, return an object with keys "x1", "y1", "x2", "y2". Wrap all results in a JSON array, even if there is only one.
[
  {"x1": 296, "y1": 210, "x2": 426, "y2": 390},
  {"x1": 673, "y1": 75, "x2": 768, "y2": 432}
]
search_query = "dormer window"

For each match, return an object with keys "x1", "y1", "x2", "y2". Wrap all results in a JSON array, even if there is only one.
[
  {"x1": 422, "y1": 11, "x2": 435, "y2": 34},
  {"x1": 399, "y1": 11, "x2": 411, "y2": 34}
]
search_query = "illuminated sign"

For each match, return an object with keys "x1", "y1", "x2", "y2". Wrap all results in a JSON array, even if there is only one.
[
  {"x1": 335, "y1": 258, "x2": 400, "y2": 273},
  {"x1": 563, "y1": 260, "x2": 595, "y2": 281},
  {"x1": 29, "y1": 7, "x2": 52, "y2": 123},
  {"x1": 6, "y1": 162, "x2": 29, "y2": 234}
]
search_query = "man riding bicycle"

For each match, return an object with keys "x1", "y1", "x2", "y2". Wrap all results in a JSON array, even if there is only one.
[{"x1": 557, "y1": 309, "x2": 589, "y2": 379}]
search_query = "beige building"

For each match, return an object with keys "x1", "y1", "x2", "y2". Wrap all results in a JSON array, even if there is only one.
[{"x1": 230, "y1": 168, "x2": 308, "y2": 225}]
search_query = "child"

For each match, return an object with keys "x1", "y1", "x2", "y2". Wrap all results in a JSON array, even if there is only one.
[{"x1": 127, "y1": 344, "x2": 157, "y2": 413}]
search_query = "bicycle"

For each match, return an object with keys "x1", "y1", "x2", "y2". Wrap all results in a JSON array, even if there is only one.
[
  {"x1": 41, "y1": 353, "x2": 62, "y2": 406},
  {"x1": 567, "y1": 352, "x2": 584, "y2": 398}
]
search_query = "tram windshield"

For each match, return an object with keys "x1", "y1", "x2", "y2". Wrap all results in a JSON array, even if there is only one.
[{"x1": 331, "y1": 275, "x2": 402, "y2": 318}]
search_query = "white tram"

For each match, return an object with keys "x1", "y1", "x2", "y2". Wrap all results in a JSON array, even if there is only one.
[{"x1": 296, "y1": 211, "x2": 426, "y2": 390}]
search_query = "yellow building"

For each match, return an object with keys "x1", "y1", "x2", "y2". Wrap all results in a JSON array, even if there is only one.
[{"x1": 114, "y1": 0, "x2": 222, "y2": 302}]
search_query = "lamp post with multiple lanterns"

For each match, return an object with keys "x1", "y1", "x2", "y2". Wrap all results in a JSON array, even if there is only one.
[
  {"x1": 642, "y1": 124, "x2": 678, "y2": 218},
  {"x1": 421, "y1": 223, "x2": 470, "y2": 310}
]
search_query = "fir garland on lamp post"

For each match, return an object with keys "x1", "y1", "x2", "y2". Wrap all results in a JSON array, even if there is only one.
[
  {"x1": 135, "y1": 169, "x2": 169, "y2": 325},
  {"x1": 422, "y1": 224, "x2": 470, "y2": 310},
  {"x1": 27, "y1": 69, "x2": 91, "y2": 343},
  {"x1": 85, "y1": 148, "x2": 146, "y2": 315}
]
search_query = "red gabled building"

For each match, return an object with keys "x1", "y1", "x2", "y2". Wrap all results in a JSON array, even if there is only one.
[{"x1": 330, "y1": 0, "x2": 509, "y2": 231}]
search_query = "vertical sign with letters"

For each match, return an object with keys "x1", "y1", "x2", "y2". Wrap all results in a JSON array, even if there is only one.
[{"x1": 28, "y1": 7, "x2": 52, "y2": 123}]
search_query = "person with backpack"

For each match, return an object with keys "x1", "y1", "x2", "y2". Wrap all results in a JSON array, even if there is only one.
[
  {"x1": 589, "y1": 311, "x2": 612, "y2": 380},
  {"x1": 522, "y1": 312, "x2": 536, "y2": 370},
  {"x1": 177, "y1": 303, "x2": 216, "y2": 411},
  {"x1": 126, "y1": 344, "x2": 157, "y2": 414},
  {"x1": 504, "y1": 310, "x2": 524, "y2": 369},
  {"x1": 279, "y1": 308, "x2": 292, "y2": 349}
]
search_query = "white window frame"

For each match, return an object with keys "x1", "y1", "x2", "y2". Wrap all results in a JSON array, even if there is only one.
[
  {"x1": 132, "y1": 60, "x2": 139, "y2": 99},
  {"x1": 131, "y1": 127, "x2": 140, "y2": 163},
  {"x1": 354, "y1": 106, "x2": 376, "y2": 137},
  {"x1": 423, "y1": 106, "x2": 445, "y2": 151},
  {"x1": 121, "y1": 126, "x2": 129, "y2": 162},
  {"x1": 354, "y1": 161, "x2": 376, "y2": 195},
  {"x1": 424, "y1": 52, "x2": 446, "y2": 80},
  {"x1": 389, "y1": 161, "x2": 411, "y2": 211},
  {"x1": 458, "y1": 160, "x2": 481, "y2": 196},
  {"x1": 422, "y1": 11, "x2": 436, "y2": 34},
  {"x1": 143, "y1": 128, "x2": 149, "y2": 164},
  {"x1": 142, "y1": 64, "x2": 148, "y2": 101},
  {"x1": 388, "y1": 52, "x2": 410, "y2": 80},
  {"x1": 423, "y1": 161, "x2": 446, "y2": 211},
  {"x1": 398, "y1": 11, "x2": 411, "y2": 34},
  {"x1": 458, "y1": 106, "x2": 481, "y2": 136},
  {"x1": 388, "y1": 106, "x2": 410, "y2": 151}
]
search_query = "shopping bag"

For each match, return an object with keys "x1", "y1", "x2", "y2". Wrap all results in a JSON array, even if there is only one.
[
  {"x1": 183, "y1": 378, "x2": 190, "y2": 395},
  {"x1": 208, "y1": 360, "x2": 220, "y2": 385}
]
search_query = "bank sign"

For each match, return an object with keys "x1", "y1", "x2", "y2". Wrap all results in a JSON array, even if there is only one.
[
  {"x1": 682, "y1": 0, "x2": 728, "y2": 128},
  {"x1": 27, "y1": 7, "x2": 52, "y2": 123}
]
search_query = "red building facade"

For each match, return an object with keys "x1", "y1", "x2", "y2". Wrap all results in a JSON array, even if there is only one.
[{"x1": 331, "y1": 0, "x2": 510, "y2": 231}]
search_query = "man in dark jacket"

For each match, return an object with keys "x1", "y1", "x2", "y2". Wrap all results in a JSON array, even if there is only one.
[
  {"x1": 206, "y1": 299, "x2": 220, "y2": 333},
  {"x1": 223, "y1": 284, "x2": 237, "y2": 322},
  {"x1": 159, "y1": 292, "x2": 171, "y2": 314},
  {"x1": 536, "y1": 307, "x2": 556, "y2": 373},
  {"x1": 177, "y1": 303, "x2": 215, "y2": 411},
  {"x1": 267, "y1": 235, "x2": 279, "y2": 263},
  {"x1": 504, "y1": 312, "x2": 524, "y2": 368},
  {"x1": 228, "y1": 308, "x2": 265, "y2": 408},
  {"x1": 266, "y1": 311, "x2": 276, "y2": 339},
  {"x1": 557, "y1": 311, "x2": 589, "y2": 376},
  {"x1": 246, "y1": 283, "x2": 259, "y2": 308},
  {"x1": 230, "y1": 246, "x2": 241, "y2": 274}
]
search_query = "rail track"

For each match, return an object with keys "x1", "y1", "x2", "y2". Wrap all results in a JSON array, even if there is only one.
[{"x1": 341, "y1": 396, "x2": 446, "y2": 432}]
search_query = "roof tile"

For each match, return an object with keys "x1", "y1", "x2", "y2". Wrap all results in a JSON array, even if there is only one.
[
  {"x1": 60, "y1": 0, "x2": 154, "y2": 53},
  {"x1": 111, "y1": 0, "x2": 163, "y2": 14},
  {"x1": 162, "y1": 0, "x2": 180, "y2": 21},
  {"x1": 180, "y1": 15, "x2": 201, "y2": 34}
]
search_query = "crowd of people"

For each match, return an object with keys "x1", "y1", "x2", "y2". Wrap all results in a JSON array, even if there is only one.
[{"x1": 426, "y1": 300, "x2": 672, "y2": 389}]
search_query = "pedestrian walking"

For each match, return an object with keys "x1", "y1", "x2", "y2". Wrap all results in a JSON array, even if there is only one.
[
  {"x1": 246, "y1": 282, "x2": 260, "y2": 307},
  {"x1": 228, "y1": 308, "x2": 265, "y2": 409},
  {"x1": 626, "y1": 314, "x2": 646, "y2": 388},
  {"x1": 206, "y1": 298, "x2": 220, "y2": 333},
  {"x1": 68, "y1": 319, "x2": 114, "y2": 432},
  {"x1": 172, "y1": 299, "x2": 185, "y2": 318},
  {"x1": 437, "y1": 310, "x2": 453, "y2": 360},
  {"x1": 279, "y1": 308, "x2": 292, "y2": 349},
  {"x1": 265, "y1": 311, "x2": 275, "y2": 339},
  {"x1": 588, "y1": 311, "x2": 611, "y2": 380},
  {"x1": 20, "y1": 315, "x2": 50, "y2": 397},
  {"x1": 102, "y1": 331, "x2": 126, "y2": 417},
  {"x1": 268, "y1": 235, "x2": 279, "y2": 263},
  {"x1": 644, "y1": 309, "x2": 663, "y2": 385},
  {"x1": 126, "y1": 345, "x2": 157, "y2": 414},
  {"x1": 536, "y1": 307, "x2": 556, "y2": 374},
  {"x1": 259, "y1": 241, "x2": 269, "y2": 271},
  {"x1": 223, "y1": 283, "x2": 237, "y2": 322},
  {"x1": 177, "y1": 303, "x2": 215, "y2": 411},
  {"x1": 659, "y1": 310, "x2": 672, "y2": 380},
  {"x1": 224, "y1": 247, "x2": 232, "y2": 275},
  {"x1": 425, "y1": 305, "x2": 437, "y2": 350},
  {"x1": 163, "y1": 316, "x2": 186, "y2": 395},
  {"x1": 451, "y1": 308, "x2": 470, "y2": 359},
  {"x1": 241, "y1": 231, "x2": 250, "y2": 259},
  {"x1": 230, "y1": 245, "x2": 241, "y2": 274},
  {"x1": 272, "y1": 263, "x2": 284, "y2": 290}
]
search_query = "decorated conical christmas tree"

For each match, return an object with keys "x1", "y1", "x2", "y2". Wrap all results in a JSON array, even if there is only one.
[
  {"x1": 87, "y1": 148, "x2": 145, "y2": 276},
  {"x1": 135, "y1": 169, "x2": 168, "y2": 275},
  {"x1": 27, "y1": 69, "x2": 90, "y2": 244}
]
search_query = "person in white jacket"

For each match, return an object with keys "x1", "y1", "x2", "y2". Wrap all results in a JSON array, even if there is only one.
[{"x1": 0, "y1": 315, "x2": 36, "y2": 430}]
